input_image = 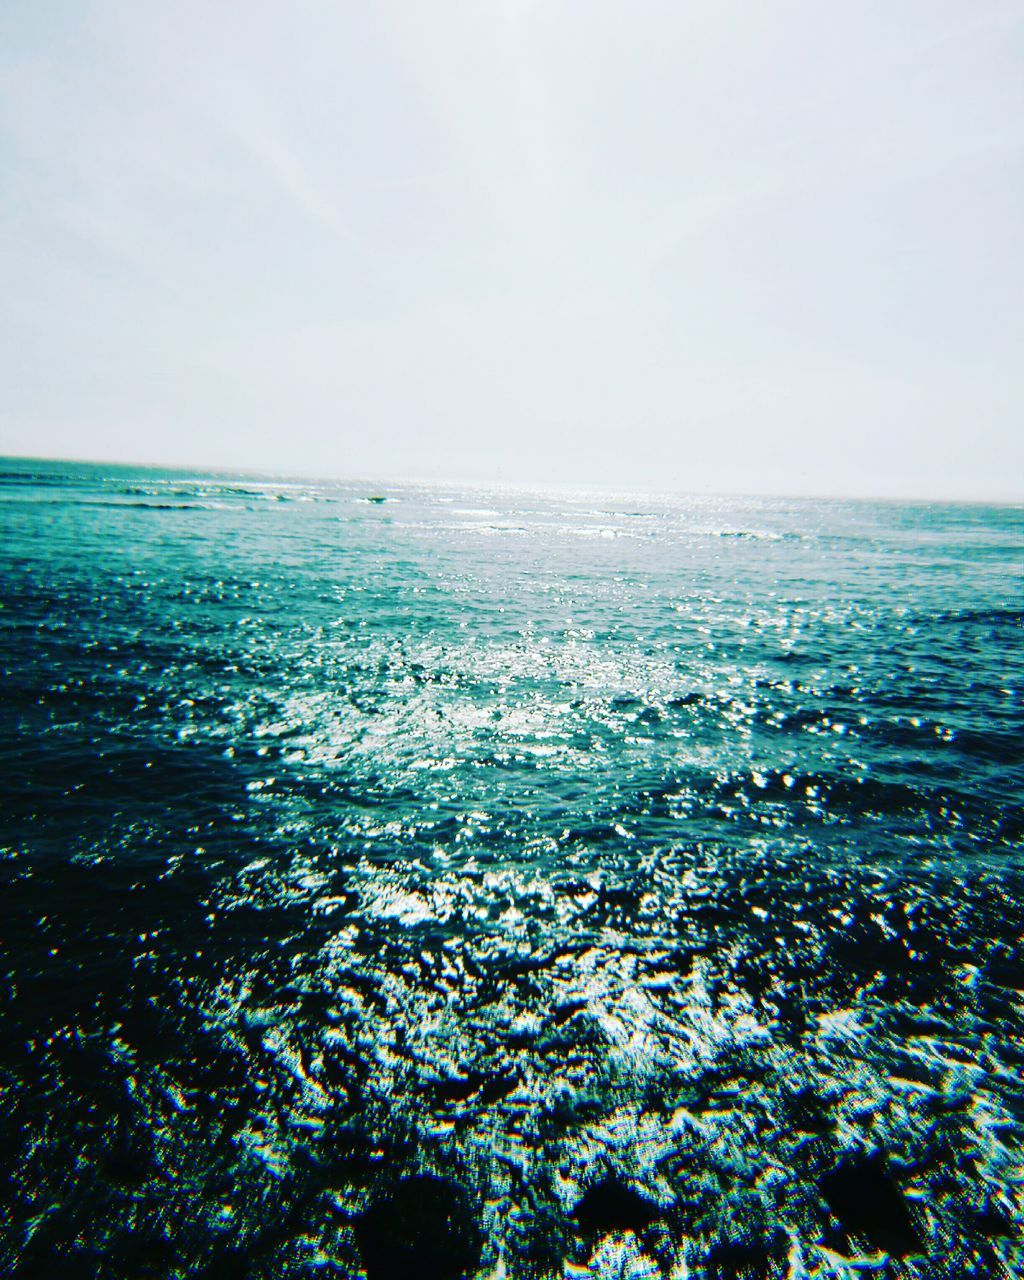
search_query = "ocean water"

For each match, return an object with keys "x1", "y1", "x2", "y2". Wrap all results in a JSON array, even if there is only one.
[{"x1": 0, "y1": 457, "x2": 1021, "y2": 1280}]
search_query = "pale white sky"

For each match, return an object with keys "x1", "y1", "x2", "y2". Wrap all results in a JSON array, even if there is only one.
[{"x1": 2, "y1": 1, "x2": 1022, "y2": 498}]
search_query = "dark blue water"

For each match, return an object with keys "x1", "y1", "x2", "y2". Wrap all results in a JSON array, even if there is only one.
[{"x1": 1, "y1": 458, "x2": 1021, "y2": 1279}]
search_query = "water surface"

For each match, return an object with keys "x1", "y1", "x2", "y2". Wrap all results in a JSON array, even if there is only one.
[{"x1": 1, "y1": 459, "x2": 1022, "y2": 1278}]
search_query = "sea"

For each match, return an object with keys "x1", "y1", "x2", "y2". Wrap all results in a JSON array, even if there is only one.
[{"x1": 0, "y1": 457, "x2": 1021, "y2": 1279}]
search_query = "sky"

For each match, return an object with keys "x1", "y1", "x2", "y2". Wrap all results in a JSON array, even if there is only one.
[{"x1": 1, "y1": 1, "x2": 1022, "y2": 499}]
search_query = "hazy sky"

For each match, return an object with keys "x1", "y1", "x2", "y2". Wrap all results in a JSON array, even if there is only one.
[{"x1": 2, "y1": 2, "x2": 1022, "y2": 498}]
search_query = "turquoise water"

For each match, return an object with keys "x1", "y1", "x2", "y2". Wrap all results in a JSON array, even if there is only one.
[{"x1": 1, "y1": 458, "x2": 1022, "y2": 1278}]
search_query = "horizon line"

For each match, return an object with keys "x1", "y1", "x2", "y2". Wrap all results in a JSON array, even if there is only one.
[{"x1": 1, "y1": 448, "x2": 1021, "y2": 509}]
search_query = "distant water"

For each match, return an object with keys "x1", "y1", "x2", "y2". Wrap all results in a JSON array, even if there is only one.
[{"x1": 1, "y1": 458, "x2": 1022, "y2": 1279}]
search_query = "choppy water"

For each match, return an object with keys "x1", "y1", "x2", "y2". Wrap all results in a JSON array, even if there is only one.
[{"x1": 1, "y1": 458, "x2": 1022, "y2": 1279}]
